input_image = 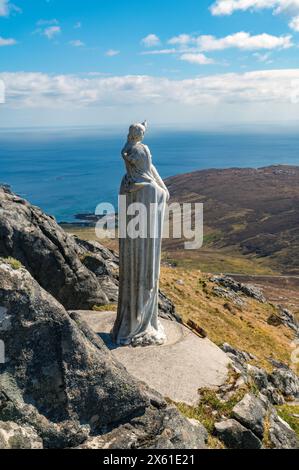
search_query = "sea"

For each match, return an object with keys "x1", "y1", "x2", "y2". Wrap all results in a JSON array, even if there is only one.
[{"x1": 1, "y1": 127, "x2": 299, "y2": 222}]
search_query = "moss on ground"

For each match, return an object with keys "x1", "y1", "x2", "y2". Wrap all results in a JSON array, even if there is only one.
[
  {"x1": 92, "y1": 304, "x2": 117, "y2": 312},
  {"x1": 5, "y1": 257, "x2": 22, "y2": 270},
  {"x1": 176, "y1": 388, "x2": 247, "y2": 435}
]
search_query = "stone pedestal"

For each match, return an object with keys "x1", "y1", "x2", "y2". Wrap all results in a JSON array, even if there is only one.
[{"x1": 77, "y1": 311, "x2": 231, "y2": 406}]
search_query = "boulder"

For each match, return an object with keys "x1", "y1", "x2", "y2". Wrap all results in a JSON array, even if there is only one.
[
  {"x1": 269, "y1": 368, "x2": 299, "y2": 400},
  {"x1": 221, "y1": 343, "x2": 256, "y2": 363},
  {"x1": 214, "y1": 419, "x2": 262, "y2": 449},
  {"x1": 158, "y1": 290, "x2": 183, "y2": 323},
  {"x1": 0, "y1": 187, "x2": 108, "y2": 309},
  {"x1": 267, "y1": 308, "x2": 299, "y2": 334},
  {"x1": 212, "y1": 286, "x2": 245, "y2": 308},
  {"x1": 278, "y1": 308, "x2": 299, "y2": 334},
  {"x1": 221, "y1": 343, "x2": 256, "y2": 375},
  {"x1": 78, "y1": 407, "x2": 208, "y2": 450},
  {"x1": 261, "y1": 386, "x2": 285, "y2": 406},
  {"x1": 232, "y1": 393, "x2": 267, "y2": 438},
  {"x1": 247, "y1": 365, "x2": 269, "y2": 391},
  {"x1": 0, "y1": 421, "x2": 43, "y2": 449},
  {"x1": 269, "y1": 414, "x2": 299, "y2": 449},
  {"x1": 0, "y1": 260, "x2": 207, "y2": 449}
]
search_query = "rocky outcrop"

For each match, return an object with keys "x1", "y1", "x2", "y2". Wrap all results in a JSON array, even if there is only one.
[
  {"x1": 211, "y1": 275, "x2": 266, "y2": 304},
  {"x1": 0, "y1": 187, "x2": 180, "y2": 319},
  {"x1": 268, "y1": 413, "x2": 299, "y2": 449},
  {"x1": 232, "y1": 394, "x2": 266, "y2": 439},
  {"x1": 78, "y1": 407, "x2": 208, "y2": 450},
  {"x1": 214, "y1": 390, "x2": 298, "y2": 449},
  {"x1": 267, "y1": 308, "x2": 299, "y2": 335},
  {"x1": 221, "y1": 343, "x2": 299, "y2": 404},
  {"x1": 215, "y1": 419, "x2": 262, "y2": 449},
  {"x1": 214, "y1": 343, "x2": 299, "y2": 449},
  {"x1": 269, "y1": 368, "x2": 299, "y2": 401},
  {"x1": 0, "y1": 260, "x2": 207, "y2": 449},
  {"x1": 0, "y1": 187, "x2": 108, "y2": 309},
  {"x1": 0, "y1": 421, "x2": 43, "y2": 449}
]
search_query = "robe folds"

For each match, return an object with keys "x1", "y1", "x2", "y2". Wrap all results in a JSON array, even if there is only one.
[{"x1": 112, "y1": 141, "x2": 167, "y2": 347}]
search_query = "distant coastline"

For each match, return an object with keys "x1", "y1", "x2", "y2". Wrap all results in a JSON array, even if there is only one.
[{"x1": 1, "y1": 129, "x2": 299, "y2": 222}]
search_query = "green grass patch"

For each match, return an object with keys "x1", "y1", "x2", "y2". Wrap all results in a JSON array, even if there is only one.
[
  {"x1": 92, "y1": 304, "x2": 117, "y2": 312},
  {"x1": 277, "y1": 405, "x2": 299, "y2": 439},
  {"x1": 5, "y1": 257, "x2": 22, "y2": 270},
  {"x1": 203, "y1": 232, "x2": 222, "y2": 245},
  {"x1": 176, "y1": 388, "x2": 247, "y2": 434}
]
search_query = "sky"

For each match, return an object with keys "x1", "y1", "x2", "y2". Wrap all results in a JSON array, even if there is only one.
[{"x1": 1, "y1": 0, "x2": 299, "y2": 129}]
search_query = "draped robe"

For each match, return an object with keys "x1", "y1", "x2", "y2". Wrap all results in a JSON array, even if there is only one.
[{"x1": 111, "y1": 141, "x2": 167, "y2": 347}]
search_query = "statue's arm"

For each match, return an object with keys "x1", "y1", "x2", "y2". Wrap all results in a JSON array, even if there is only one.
[
  {"x1": 151, "y1": 165, "x2": 170, "y2": 200},
  {"x1": 143, "y1": 145, "x2": 170, "y2": 200}
]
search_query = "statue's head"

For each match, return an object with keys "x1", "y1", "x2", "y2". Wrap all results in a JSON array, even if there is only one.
[{"x1": 127, "y1": 121, "x2": 148, "y2": 143}]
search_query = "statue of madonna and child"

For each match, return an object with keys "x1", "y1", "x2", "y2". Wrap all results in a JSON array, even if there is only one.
[{"x1": 111, "y1": 121, "x2": 170, "y2": 347}]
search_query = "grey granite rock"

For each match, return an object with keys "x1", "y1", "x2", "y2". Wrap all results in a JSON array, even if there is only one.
[
  {"x1": 247, "y1": 365, "x2": 269, "y2": 391},
  {"x1": 278, "y1": 307, "x2": 299, "y2": 334},
  {"x1": 0, "y1": 420, "x2": 43, "y2": 449},
  {"x1": 221, "y1": 343, "x2": 256, "y2": 377},
  {"x1": 0, "y1": 259, "x2": 207, "y2": 449},
  {"x1": 77, "y1": 407, "x2": 208, "y2": 450},
  {"x1": 269, "y1": 368, "x2": 299, "y2": 400},
  {"x1": 0, "y1": 187, "x2": 108, "y2": 309},
  {"x1": 269, "y1": 413, "x2": 299, "y2": 449},
  {"x1": 210, "y1": 276, "x2": 266, "y2": 303},
  {"x1": 0, "y1": 260, "x2": 147, "y2": 430},
  {"x1": 214, "y1": 419, "x2": 262, "y2": 449},
  {"x1": 232, "y1": 393, "x2": 267, "y2": 438}
]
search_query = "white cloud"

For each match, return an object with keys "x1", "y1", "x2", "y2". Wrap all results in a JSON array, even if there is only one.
[
  {"x1": 43, "y1": 26, "x2": 61, "y2": 40},
  {"x1": 1, "y1": 70, "x2": 299, "y2": 109},
  {"x1": 180, "y1": 53, "x2": 215, "y2": 64},
  {"x1": 105, "y1": 49, "x2": 120, "y2": 56},
  {"x1": 210, "y1": 0, "x2": 299, "y2": 16},
  {"x1": 168, "y1": 32, "x2": 292, "y2": 51},
  {"x1": 289, "y1": 14, "x2": 299, "y2": 29},
  {"x1": 140, "y1": 47, "x2": 214, "y2": 64},
  {"x1": 105, "y1": 49, "x2": 120, "y2": 57},
  {"x1": 196, "y1": 32, "x2": 292, "y2": 51},
  {"x1": 211, "y1": 1, "x2": 299, "y2": 31},
  {"x1": 69, "y1": 40, "x2": 85, "y2": 47},
  {"x1": 0, "y1": 36, "x2": 17, "y2": 46},
  {"x1": 141, "y1": 34, "x2": 161, "y2": 47},
  {"x1": 168, "y1": 34, "x2": 193, "y2": 45},
  {"x1": 141, "y1": 48, "x2": 177, "y2": 55}
]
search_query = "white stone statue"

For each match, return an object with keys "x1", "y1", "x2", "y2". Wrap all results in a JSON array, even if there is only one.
[{"x1": 111, "y1": 121, "x2": 169, "y2": 347}]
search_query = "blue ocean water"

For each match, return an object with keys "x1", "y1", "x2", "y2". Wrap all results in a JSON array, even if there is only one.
[{"x1": 1, "y1": 127, "x2": 299, "y2": 222}]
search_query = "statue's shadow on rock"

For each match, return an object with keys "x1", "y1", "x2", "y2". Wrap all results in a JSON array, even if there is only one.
[{"x1": 98, "y1": 332, "x2": 120, "y2": 351}]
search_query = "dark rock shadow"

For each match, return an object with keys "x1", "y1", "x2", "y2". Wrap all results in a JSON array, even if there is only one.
[{"x1": 98, "y1": 332, "x2": 121, "y2": 350}]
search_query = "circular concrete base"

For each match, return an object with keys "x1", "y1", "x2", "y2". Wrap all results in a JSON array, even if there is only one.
[{"x1": 77, "y1": 311, "x2": 231, "y2": 406}]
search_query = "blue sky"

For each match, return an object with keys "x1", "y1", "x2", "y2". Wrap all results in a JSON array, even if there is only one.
[{"x1": 1, "y1": 0, "x2": 299, "y2": 128}]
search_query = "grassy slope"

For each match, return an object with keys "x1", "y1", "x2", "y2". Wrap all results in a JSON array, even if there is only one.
[
  {"x1": 64, "y1": 225, "x2": 297, "y2": 374},
  {"x1": 165, "y1": 165, "x2": 299, "y2": 275},
  {"x1": 160, "y1": 267, "x2": 297, "y2": 373}
]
